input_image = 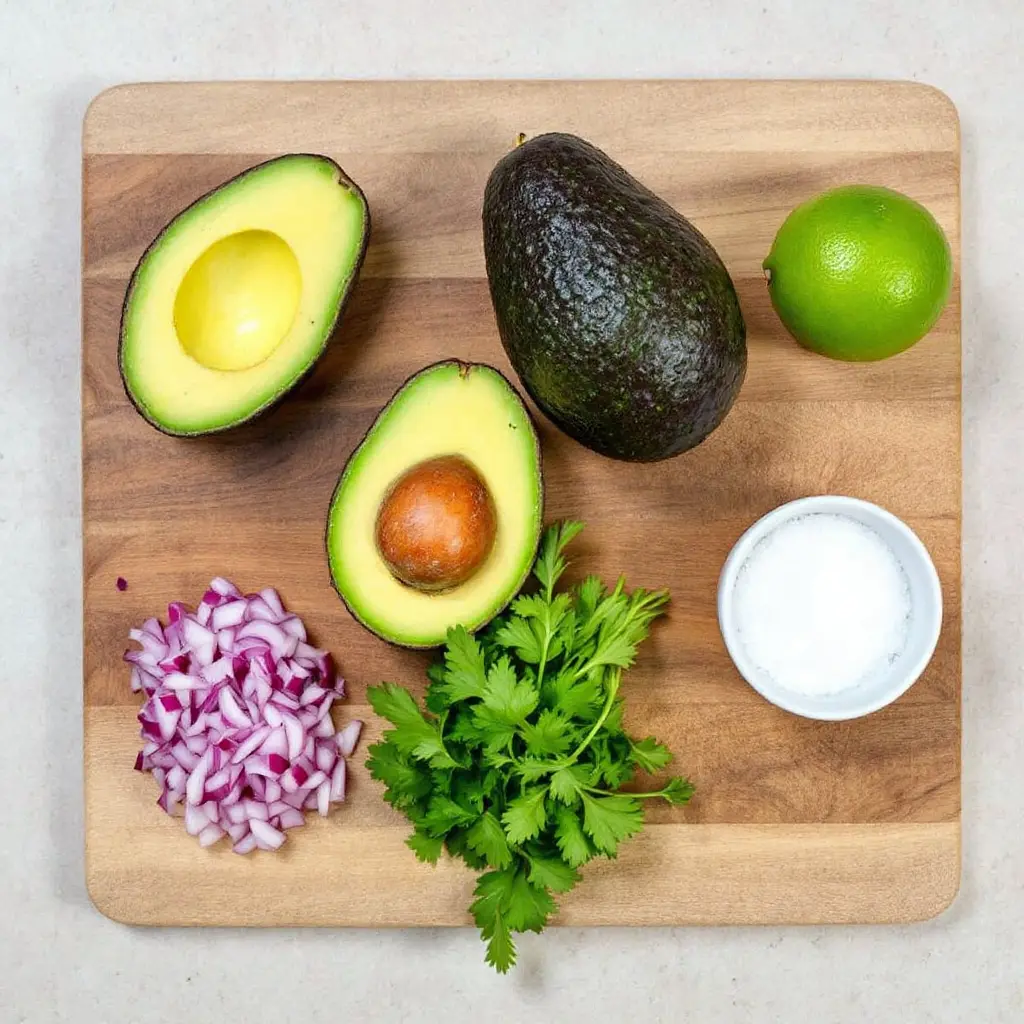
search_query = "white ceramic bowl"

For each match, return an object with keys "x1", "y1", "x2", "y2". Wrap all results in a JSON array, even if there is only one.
[{"x1": 717, "y1": 495, "x2": 943, "y2": 721}]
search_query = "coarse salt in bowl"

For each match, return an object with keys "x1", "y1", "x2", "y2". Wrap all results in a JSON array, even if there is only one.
[{"x1": 717, "y1": 495, "x2": 943, "y2": 721}]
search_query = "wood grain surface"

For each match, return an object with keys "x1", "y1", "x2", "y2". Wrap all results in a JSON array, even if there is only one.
[{"x1": 82, "y1": 80, "x2": 961, "y2": 927}]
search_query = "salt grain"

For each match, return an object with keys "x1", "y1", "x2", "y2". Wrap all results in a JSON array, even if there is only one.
[{"x1": 732, "y1": 513, "x2": 912, "y2": 696}]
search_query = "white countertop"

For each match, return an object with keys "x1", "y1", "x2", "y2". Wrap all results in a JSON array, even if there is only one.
[{"x1": 3, "y1": 2, "x2": 1022, "y2": 1020}]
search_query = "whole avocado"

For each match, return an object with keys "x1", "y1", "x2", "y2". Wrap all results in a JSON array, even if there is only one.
[{"x1": 483, "y1": 133, "x2": 746, "y2": 462}]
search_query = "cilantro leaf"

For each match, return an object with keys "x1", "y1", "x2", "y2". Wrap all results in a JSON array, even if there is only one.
[
  {"x1": 553, "y1": 803, "x2": 593, "y2": 867},
  {"x1": 574, "y1": 575, "x2": 605, "y2": 622},
  {"x1": 470, "y1": 707, "x2": 518, "y2": 752},
  {"x1": 525, "y1": 848, "x2": 581, "y2": 893},
  {"x1": 585, "y1": 630, "x2": 642, "y2": 672},
  {"x1": 504, "y1": 869, "x2": 556, "y2": 933},
  {"x1": 520, "y1": 708, "x2": 574, "y2": 756},
  {"x1": 554, "y1": 607, "x2": 578, "y2": 659},
  {"x1": 515, "y1": 756, "x2": 560, "y2": 782},
  {"x1": 447, "y1": 707, "x2": 487, "y2": 747},
  {"x1": 445, "y1": 827, "x2": 488, "y2": 870},
  {"x1": 479, "y1": 767, "x2": 502, "y2": 800},
  {"x1": 510, "y1": 592, "x2": 550, "y2": 622},
  {"x1": 437, "y1": 626, "x2": 488, "y2": 703},
  {"x1": 450, "y1": 770, "x2": 488, "y2": 814},
  {"x1": 405, "y1": 829, "x2": 444, "y2": 864},
  {"x1": 367, "y1": 683, "x2": 458, "y2": 768},
  {"x1": 543, "y1": 592, "x2": 572, "y2": 627},
  {"x1": 420, "y1": 794, "x2": 478, "y2": 837},
  {"x1": 471, "y1": 866, "x2": 516, "y2": 928},
  {"x1": 548, "y1": 763, "x2": 592, "y2": 805},
  {"x1": 659, "y1": 776, "x2": 696, "y2": 805},
  {"x1": 470, "y1": 868, "x2": 515, "y2": 943},
  {"x1": 483, "y1": 750, "x2": 516, "y2": 771},
  {"x1": 548, "y1": 667, "x2": 604, "y2": 721},
  {"x1": 466, "y1": 812, "x2": 513, "y2": 869},
  {"x1": 367, "y1": 682, "x2": 431, "y2": 739},
  {"x1": 473, "y1": 862, "x2": 556, "y2": 935},
  {"x1": 501, "y1": 786, "x2": 548, "y2": 844},
  {"x1": 630, "y1": 735, "x2": 674, "y2": 774},
  {"x1": 424, "y1": 660, "x2": 449, "y2": 713},
  {"x1": 471, "y1": 869, "x2": 524, "y2": 973},
  {"x1": 595, "y1": 757, "x2": 635, "y2": 789},
  {"x1": 580, "y1": 792, "x2": 644, "y2": 856},
  {"x1": 577, "y1": 585, "x2": 628, "y2": 646},
  {"x1": 485, "y1": 910, "x2": 516, "y2": 974},
  {"x1": 533, "y1": 520, "x2": 585, "y2": 596},
  {"x1": 480, "y1": 655, "x2": 538, "y2": 726},
  {"x1": 492, "y1": 615, "x2": 542, "y2": 663},
  {"x1": 545, "y1": 632, "x2": 565, "y2": 663},
  {"x1": 413, "y1": 734, "x2": 460, "y2": 769},
  {"x1": 365, "y1": 741, "x2": 433, "y2": 809},
  {"x1": 497, "y1": 591, "x2": 572, "y2": 682},
  {"x1": 591, "y1": 730, "x2": 635, "y2": 788}
]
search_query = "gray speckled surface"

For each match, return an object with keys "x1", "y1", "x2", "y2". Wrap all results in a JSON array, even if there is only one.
[{"x1": 3, "y1": 2, "x2": 1022, "y2": 1020}]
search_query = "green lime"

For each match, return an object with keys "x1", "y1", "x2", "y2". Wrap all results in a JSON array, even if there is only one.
[{"x1": 763, "y1": 184, "x2": 953, "y2": 361}]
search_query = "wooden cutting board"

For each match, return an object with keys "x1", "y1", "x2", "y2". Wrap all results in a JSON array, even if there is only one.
[{"x1": 82, "y1": 80, "x2": 961, "y2": 927}]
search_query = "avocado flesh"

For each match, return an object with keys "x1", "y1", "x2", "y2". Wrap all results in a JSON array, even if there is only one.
[
  {"x1": 120, "y1": 154, "x2": 369, "y2": 436},
  {"x1": 483, "y1": 133, "x2": 746, "y2": 462},
  {"x1": 326, "y1": 361, "x2": 543, "y2": 648}
]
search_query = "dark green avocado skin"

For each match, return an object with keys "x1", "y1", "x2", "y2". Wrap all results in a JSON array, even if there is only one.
[{"x1": 483, "y1": 133, "x2": 746, "y2": 462}]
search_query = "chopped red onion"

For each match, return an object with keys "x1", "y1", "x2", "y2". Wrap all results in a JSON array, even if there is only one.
[
  {"x1": 128, "y1": 579, "x2": 360, "y2": 854},
  {"x1": 216, "y1": 599, "x2": 249, "y2": 628},
  {"x1": 278, "y1": 615, "x2": 307, "y2": 641},
  {"x1": 249, "y1": 819, "x2": 285, "y2": 851},
  {"x1": 330, "y1": 759, "x2": 347, "y2": 802},
  {"x1": 316, "y1": 779, "x2": 331, "y2": 817},
  {"x1": 210, "y1": 577, "x2": 241, "y2": 598},
  {"x1": 279, "y1": 807, "x2": 306, "y2": 830},
  {"x1": 233, "y1": 832, "x2": 258, "y2": 855},
  {"x1": 336, "y1": 720, "x2": 363, "y2": 758},
  {"x1": 198, "y1": 823, "x2": 225, "y2": 848},
  {"x1": 260, "y1": 587, "x2": 284, "y2": 618}
]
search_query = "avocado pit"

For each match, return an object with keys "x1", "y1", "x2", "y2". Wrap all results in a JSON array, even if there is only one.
[{"x1": 375, "y1": 455, "x2": 497, "y2": 592}]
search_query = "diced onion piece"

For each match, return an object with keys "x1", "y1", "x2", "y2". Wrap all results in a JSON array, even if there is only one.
[
  {"x1": 210, "y1": 577, "x2": 241, "y2": 598},
  {"x1": 317, "y1": 779, "x2": 331, "y2": 817},
  {"x1": 279, "y1": 807, "x2": 305, "y2": 830},
  {"x1": 250, "y1": 819, "x2": 285, "y2": 851},
  {"x1": 198, "y1": 823, "x2": 225, "y2": 848},
  {"x1": 336, "y1": 720, "x2": 363, "y2": 758},
  {"x1": 330, "y1": 759, "x2": 347, "y2": 802},
  {"x1": 233, "y1": 833, "x2": 258, "y2": 855}
]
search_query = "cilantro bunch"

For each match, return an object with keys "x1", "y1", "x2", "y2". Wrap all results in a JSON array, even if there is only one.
[{"x1": 366, "y1": 521, "x2": 693, "y2": 972}]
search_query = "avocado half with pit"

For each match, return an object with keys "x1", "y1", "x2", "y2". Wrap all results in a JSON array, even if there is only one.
[
  {"x1": 326, "y1": 361, "x2": 543, "y2": 648},
  {"x1": 119, "y1": 154, "x2": 369, "y2": 436}
]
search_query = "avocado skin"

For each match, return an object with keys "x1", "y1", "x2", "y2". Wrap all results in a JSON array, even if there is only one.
[
  {"x1": 483, "y1": 133, "x2": 746, "y2": 462},
  {"x1": 117, "y1": 154, "x2": 370, "y2": 438}
]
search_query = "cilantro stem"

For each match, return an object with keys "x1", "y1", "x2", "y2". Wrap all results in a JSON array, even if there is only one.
[
  {"x1": 535, "y1": 624, "x2": 552, "y2": 695},
  {"x1": 532, "y1": 553, "x2": 559, "y2": 694},
  {"x1": 562, "y1": 670, "x2": 620, "y2": 766},
  {"x1": 584, "y1": 785, "x2": 676, "y2": 800}
]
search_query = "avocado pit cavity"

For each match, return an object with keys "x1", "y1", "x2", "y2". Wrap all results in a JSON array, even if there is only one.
[{"x1": 174, "y1": 229, "x2": 302, "y2": 372}]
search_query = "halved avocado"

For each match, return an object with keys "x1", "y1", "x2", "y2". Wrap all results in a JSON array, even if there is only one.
[
  {"x1": 326, "y1": 361, "x2": 543, "y2": 648},
  {"x1": 119, "y1": 154, "x2": 369, "y2": 436}
]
